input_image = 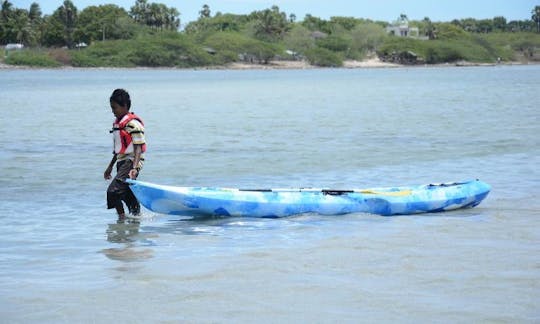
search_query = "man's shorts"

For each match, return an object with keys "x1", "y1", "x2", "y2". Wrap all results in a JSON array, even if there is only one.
[{"x1": 107, "y1": 159, "x2": 140, "y2": 214}]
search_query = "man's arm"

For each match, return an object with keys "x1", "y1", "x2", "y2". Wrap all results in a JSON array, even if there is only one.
[
  {"x1": 104, "y1": 154, "x2": 117, "y2": 180},
  {"x1": 129, "y1": 144, "x2": 142, "y2": 179}
]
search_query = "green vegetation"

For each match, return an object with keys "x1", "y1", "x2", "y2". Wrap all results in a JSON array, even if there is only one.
[
  {"x1": 378, "y1": 32, "x2": 540, "y2": 64},
  {"x1": 202, "y1": 32, "x2": 282, "y2": 65},
  {"x1": 1, "y1": 1, "x2": 540, "y2": 68},
  {"x1": 305, "y1": 47, "x2": 343, "y2": 67},
  {"x1": 4, "y1": 48, "x2": 61, "y2": 67},
  {"x1": 70, "y1": 33, "x2": 214, "y2": 67}
]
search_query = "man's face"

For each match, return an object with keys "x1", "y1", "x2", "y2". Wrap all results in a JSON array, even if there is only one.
[{"x1": 110, "y1": 101, "x2": 127, "y2": 119}]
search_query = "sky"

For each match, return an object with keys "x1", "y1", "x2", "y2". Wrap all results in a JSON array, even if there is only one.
[{"x1": 11, "y1": 0, "x2": 539, "y2": 26}]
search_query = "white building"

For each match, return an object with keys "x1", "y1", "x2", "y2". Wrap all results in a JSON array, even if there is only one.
[{"x1": 386, "y1": 16, "x2": 420, "y2": 38}]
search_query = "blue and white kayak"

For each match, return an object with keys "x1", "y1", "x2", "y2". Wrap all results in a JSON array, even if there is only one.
[{"x1": 126, "y1": 179, "x2": 490, "y2": 217}]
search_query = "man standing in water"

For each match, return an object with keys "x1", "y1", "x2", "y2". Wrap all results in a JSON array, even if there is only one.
[{"x1": 104, "y1": 89, "x2": 146, "y2": 220}]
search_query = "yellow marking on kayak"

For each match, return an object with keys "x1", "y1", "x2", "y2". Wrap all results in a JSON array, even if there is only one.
[{"x1": 358, "y1": 190, "x2": 412, "y2": 196}]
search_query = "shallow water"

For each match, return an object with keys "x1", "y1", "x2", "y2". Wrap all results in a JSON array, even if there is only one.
[{"x1": 0, "y1": 66, "x2": 539, "y2": 322}]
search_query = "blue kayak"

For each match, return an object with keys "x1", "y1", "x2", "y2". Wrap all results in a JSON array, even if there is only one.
[{"x1": 126, "y1": 179, "x2": 490, "y2": 217}]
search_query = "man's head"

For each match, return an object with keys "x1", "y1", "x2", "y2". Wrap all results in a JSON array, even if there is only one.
[{"x1": 110, "y1": 89, "x2": 131, "y2": 119}]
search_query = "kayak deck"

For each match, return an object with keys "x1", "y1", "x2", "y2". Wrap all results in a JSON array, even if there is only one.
[{"x1": 126, "y1": 179, "x2": 491, "y2": 217}]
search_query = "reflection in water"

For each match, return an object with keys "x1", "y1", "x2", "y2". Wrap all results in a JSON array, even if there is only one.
[
  {"x1": 106, "y1": 218, "x2": 141, "y2": 243},
  {"x1": 101, "y1": 247, "x2": 153, "y2": 262},
  {"x1": 102, "y1": 218, "x2": 154, "y2": 262},
  {"x1": 142, "y1": 214, "x2": 331, "y2": 238},
  {"x1": 142, "y1": 216, "x2": 268, "y2": 236}
]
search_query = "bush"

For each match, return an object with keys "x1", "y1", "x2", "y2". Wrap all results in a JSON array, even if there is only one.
[
  {"x1": 70, "y1": 33, "x2": 214, "y2": 67},
  {"x1": 377, "y1": 36, "x2": 509, "y2": 63},
  {"x1": 316, "y1": 35, "x2": 349, "y2": 52},
  {"x1": 284, "y1": 25, "x2": 315, "y2": 54},
  {"x1": 305, "y1": 47, "x2": 343, "y2": 67},
  {"x1": 4, "y1": 49, "x2": 62, "y2": 67},
  {"x1": 434, "y1": 23, "x2": 470, "y2": 40},
  {"x1": 130, "y1": 34, "x2": 213, "y2": 67},
  {"x1": 242, "y1": 40, "x2": 281, "y2": 64},
  {"x1": 203, "y1": 32, "x2": 250, "y2": 63},
  {"x1": 479, "y1": 32, "x2": 540, "y2": 60},
  {"x1": 377, "y1": 37, "x2": 422, "y2": 62},
  {"x1": 424, "y1": 44, "x2": 463, "y2": 63},
  {"x1": 70, "y1": 40, "x2": 135, "y2": 67},
  {"x1": 48, "y1": 48, "x2": 72, "y2": 65},
  {"x1": 203, "y1": 32, "x2": 281, "y2": 64}
]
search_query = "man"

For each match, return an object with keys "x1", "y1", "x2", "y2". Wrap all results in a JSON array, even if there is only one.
[{"x1": 104, "y1": 89, "x2": 146, "y2": 220}]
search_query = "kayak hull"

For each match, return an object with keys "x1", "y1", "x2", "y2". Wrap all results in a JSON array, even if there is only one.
[{"x1": 126, "y1": 179, "x2": 490, "y2": 217}]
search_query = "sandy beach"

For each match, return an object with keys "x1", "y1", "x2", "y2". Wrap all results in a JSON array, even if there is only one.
[
  {"x1": 0, "y1": 56, "x2": 397, "y2": 70},
  {"x1": 0, "y1": 56, "x2": 534, "y2": 70},
  {"x1": 223, "y1": 57, "x2": 400, "y2": 70}
]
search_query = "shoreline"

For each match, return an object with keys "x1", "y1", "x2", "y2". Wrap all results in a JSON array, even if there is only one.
[{"x1": 0, "y1": 57, "x2": 537, "y2": 71}]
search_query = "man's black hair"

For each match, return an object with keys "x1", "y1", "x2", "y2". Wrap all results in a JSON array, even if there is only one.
[{"x1": 110, "y1": 89, "x2": 131, "y2": 109}]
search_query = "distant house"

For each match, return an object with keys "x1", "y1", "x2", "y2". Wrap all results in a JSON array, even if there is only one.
[
  {"x1": 5, "y1": 43, "x2": 24, "y2": 50},
  {"x1": 310, "y1": 31, "x2": 327, "y2": 39},
  {"x1": 203, "y1": 47, "x2": 216, "y2": 55},
  {"x1": 386, "y1": 16, "x2": 421, "y2": 38}
]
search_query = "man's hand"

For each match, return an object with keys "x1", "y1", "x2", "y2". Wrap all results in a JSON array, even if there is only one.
[
  {"x1": 129, "y1": 168, "x2": 139, "y2": 180},
  {"x1": 104, "y1": 167, "x2": 113, "y2": 180}
]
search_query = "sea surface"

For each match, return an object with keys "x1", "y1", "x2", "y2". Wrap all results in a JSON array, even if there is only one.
[{"x1": 0, "y1": 65, "x2": 539, "y2": 323}]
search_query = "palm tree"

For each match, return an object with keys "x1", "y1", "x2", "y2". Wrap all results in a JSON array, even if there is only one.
[
  {"x1": 254, "y1": 6, "x2": 289, "y2": 42},
  {"x1": 532, "y1": 6, "x2": 540, "y2": 33},
  {"x1": 55, "y1": 0, "x2": 77, "y2": 48},
  {"x1": 130, "y1": 0, "x2": 149, "y2": 25},
  {"x1": 29, "y1": 2, "x2": 41, "y2": 21},
  {"x1": 398, "y1": 14, "x2": 408, "y2": 26},
  {"x1": 13, "y1": 10, "x2": 32, "y2": 44},
  {"x1": 289, "y1": 13, "x2": 296, "y2": 23},
  {"x1": 167, "y1": 7, "x2": 180, "y2": 30},
  {"x1": 1, "y1": 0, "x2": 13, "y2": 20},
  {"x1": 423, "y1": 17, "x2": 435, "y2": 39},
  {"x1": 148, "y1": 3, "x2": 162, "y2": 29},
  {"x1": 199, "y1": 4, "x2": 210, "y2": 19}
]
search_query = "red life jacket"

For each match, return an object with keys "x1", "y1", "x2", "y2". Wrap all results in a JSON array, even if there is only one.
[{"x1": 112, "y1": 113, "x2": 147, "y2": 154}]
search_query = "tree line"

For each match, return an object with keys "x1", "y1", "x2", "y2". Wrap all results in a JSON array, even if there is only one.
[
  {"x1": 0, "y1": 0, "x2": 179, "y2": 48},
  {"x1": 2, "y1": 0, "x2": 539, "y2": 48},
  {"x1": 1, "y1": 0, "x2": 539, "y2": 67}
]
